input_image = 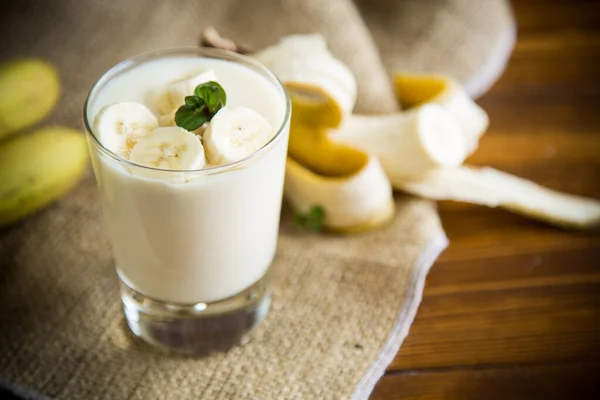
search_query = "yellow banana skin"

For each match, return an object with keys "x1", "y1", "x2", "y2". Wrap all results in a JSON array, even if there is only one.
[
  {"x1": 0, "y1": 127, "x2": 88, "y2": 228},
  {"x1": 0, "y1": 59, "x2": 60, "y2": 140}
]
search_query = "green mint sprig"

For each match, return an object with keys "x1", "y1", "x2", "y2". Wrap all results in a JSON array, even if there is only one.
[
  {"x1": 175, "y1": 81, "x2": 227, "y2": 131},
  {"x1": 294, "y1": 206, "x2": 325, "y2": 232}
]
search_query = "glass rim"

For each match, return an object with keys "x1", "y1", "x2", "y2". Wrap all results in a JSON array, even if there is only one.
[{"x1": 82, "y1": 47, "x2": 291, "y2": 175}]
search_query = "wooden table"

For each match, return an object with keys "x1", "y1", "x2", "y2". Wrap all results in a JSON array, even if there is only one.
[
  {"x1": 0, "y1": 2, "x2": 597, "y2": 400},
  {"x1": 371, "y1": 1, "x2": 600, "y2": 399}
]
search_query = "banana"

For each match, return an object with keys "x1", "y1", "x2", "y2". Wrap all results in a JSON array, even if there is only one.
[
  {"x1": 255, "y1": 34, "x2": 394, "y2": 233},
  {"x1": 208, "y1": 30, "x2": 597, "y2": 232},
  {"x1": 129, "y1": 126, "x2": 205, "y2": 170},
  {"x1": 254, "y1": 34, "x2": 356, "y2": 128},
  {"x1": 93, "y1": 102, "x2": 158, "y2": 158},
  {"x1": 398, "y1": 166, "x2": 600, "y2": 230},
  {"x1": 0, "y1": 59, "x2": 60, "y2": 140},
  {"x1": 203, "y1": 106, "x2": 274, "y2": 165},
  {"x1": 157, "y1": 109, "x2": 177, "y2": 127},
  {"x1": 156, "y1": 70, "x2": 218, "y2": 121},
  {"x1": 394, "y1": 72, "x2": 489, "y2": 154},
  {"x1": 285, "y1": 156, "x2": 394, "y2": 233},
  {"x1": 330, "y1": 104, "x2": 468, "y2": 181},
  {"x1": 0, "y1": 127, "x2": 88, "y2": 228}
]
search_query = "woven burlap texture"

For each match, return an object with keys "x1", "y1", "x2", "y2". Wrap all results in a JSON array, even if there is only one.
[
  {"x1": 358, "y1": 0, "x2": 515, "y2": 98},
  {"x1": 0, "y1": 0, "x2": 449, "y2": 399}
]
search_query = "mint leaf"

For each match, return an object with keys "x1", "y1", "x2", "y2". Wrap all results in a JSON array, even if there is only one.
[
  {"x1": 304, "y1": 206, "x2": 325, "y2": 232},
  {"x1": 293, "y1": 206, "x2": 325, "y2": 232},
  {"x1": 175, "y1": 96, "x2": 210, "y2": 131},
  {"x1": 194, "y1": 81, "x2": 227, "y2": 115},
  {"x1": 175, "y1": 81, "x2": 227, "y2": 132},
  {"x1": 184, "y1": 95, "x2": 204, "y2": 108},
  {"x1": 293, "y1": 212, "x2": 306, "y2": 228}
]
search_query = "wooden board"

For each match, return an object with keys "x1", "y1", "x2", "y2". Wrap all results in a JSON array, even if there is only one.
[{"x1": 373, "y1": 1, "x2": 600, "y2": 398}]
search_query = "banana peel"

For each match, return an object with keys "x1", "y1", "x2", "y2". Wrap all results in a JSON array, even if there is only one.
[
  {"x1": 398, "y1": 166, "x2": 600, "y2": 230},
  {"x1": 255, "y1": 35, "x2": 394, "y2": 233},
  {"x1": 0, "y1": 59, "x2": 60, "y2": 140},
  {"x1": 0, "y1": 127, "x2": 89, "y2": 228}
]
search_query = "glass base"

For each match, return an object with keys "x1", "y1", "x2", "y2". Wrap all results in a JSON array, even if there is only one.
[{"x1": 119, "y1": 273, "x2": 270, "y2": 356}]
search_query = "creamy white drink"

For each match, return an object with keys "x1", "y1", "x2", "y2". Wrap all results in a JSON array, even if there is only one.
[{"x1": 86, "y1": 54, "x2": 289, "y2": 305}]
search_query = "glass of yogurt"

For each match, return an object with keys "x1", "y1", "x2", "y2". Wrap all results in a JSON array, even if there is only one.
[{"x1": 83, "y1": 48, "x2": 291, "y2": 355}]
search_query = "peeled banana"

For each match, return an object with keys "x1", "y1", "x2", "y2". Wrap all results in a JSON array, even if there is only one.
[
  {"x1": 207, "y1": 29, "x2": 600, "y2": 232},
  {"x1": 330, "y1": 104, "x2": 468, "y2": 181},
  {"x1": 255, "y1": 34, "x2": 394, "y2": 232},
  {"x1": 0, "y1": 127, "x2": 89, "y2": 228},
  {"x1": 394, "y1": 72, "x2": 488, "y2": 154},
  {"x1": 285, "y1": 157, "x2": 394, "y2": 233},
  {"x1": 0, "y1": 59, "x2": 60, "y2": 140},
  {"x1": 255, "y1": 34, "x2": 356, "y2": 128}
]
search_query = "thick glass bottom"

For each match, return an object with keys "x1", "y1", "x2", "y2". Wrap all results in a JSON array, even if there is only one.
[{"x1": 119, "y1": 272, "x2": 270, "y2": 356}]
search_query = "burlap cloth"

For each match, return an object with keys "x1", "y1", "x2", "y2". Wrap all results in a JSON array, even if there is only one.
[
  {"x1": 358, "y1": 0, "x2": 516, "y2": 99},
  {"x1": 0, "y1": 0, "x2": 512, "y2": 398}
]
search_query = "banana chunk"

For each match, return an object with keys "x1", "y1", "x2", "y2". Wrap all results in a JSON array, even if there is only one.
[
  {"x1": 330, "y1": 104, "x2": 468, "y2": 179},
  {"x1": 157, "y1": 70, "x2": 218, "y2": 118},
  {"x1": 256, "y1": 34, "x2": 394, "y2": 233},
  {"x1": 285, "y1": 156, "x2": 394, "y2": 233},
  {"x1": 93, "y1": 102, "x2": 158, "y2": 157},
  {"x1": 254, "y1": 34, "x2": 357, "y2": 127},
  {"x1": 204, "y1": 106, "x2": 274, "y2": 165},
  {"x1": 129, "y1": 127, "x2": 205, "y2": 170},
  {"x1": 394, "y1": 72, "x2": 489, "y2": 154}
]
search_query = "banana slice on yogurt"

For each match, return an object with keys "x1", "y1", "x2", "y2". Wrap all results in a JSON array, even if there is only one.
[
  {"x1": 93, "y1": 102, "x2": 158, "y2": 157},
  {"x1": 157, "y1": 70, "x2": 218, "y2": 118},
  {"x1": 204, "y1": 106, "x2": 274, "y2": 165},
  {"x1": 130, "y1": 127, "x2": 206, "y2": 170}
]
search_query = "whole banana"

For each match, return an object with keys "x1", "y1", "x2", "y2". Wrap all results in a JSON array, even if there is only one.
[
  {"x1": 0, "y1": 127, "x2": 89, "y2": 228},
  {"x1": 0, "y1": 59, "x2": 60, "y2": 140}
]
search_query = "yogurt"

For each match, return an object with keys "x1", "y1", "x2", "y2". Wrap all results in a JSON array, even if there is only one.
[{"x1": 86, "y1": 54, "x2": 289, "y2": 304}]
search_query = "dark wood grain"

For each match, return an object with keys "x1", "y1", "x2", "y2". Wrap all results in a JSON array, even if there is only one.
[
  {"x1": 373, "y1": 363, "x2": 600, "y2": 400},
  {"x1": 372, "y1": 1, "x2": 600, "y2": 398}
]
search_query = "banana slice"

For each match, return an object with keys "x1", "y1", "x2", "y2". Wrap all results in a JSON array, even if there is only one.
[
  {"x1": 203, "y1": 106, "x2": 274, "y2": 165},
  {"x1": 157, "y1": 70, "x2": 218, "y2": 118},
  {"x1": 157, "y1": 109, "x2": 177, "y2": 127},
  {"x1": 330, "y1": 104, "x2": 468, "y2": 180},
  {"x1": 93, "y1": 102, "x2": 158, "y2": 158},
  {"x1": 129, "y1": 127, "x2": 205, "y2": 170}
]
